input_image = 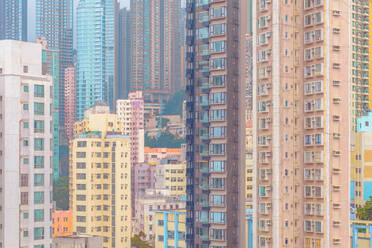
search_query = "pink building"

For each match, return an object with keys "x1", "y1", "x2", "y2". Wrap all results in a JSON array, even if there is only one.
[
  {"x1": 133, "y1": 163, "x2": 156, "y2": 198},
  {"x1": 144, "y1": 147, "x2": 182, "y2": 165},
  {"x1": 64, "y1": 66, "x2": 76, "y2": 140}
]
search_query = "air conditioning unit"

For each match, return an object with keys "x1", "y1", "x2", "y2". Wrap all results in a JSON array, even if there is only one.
[
  {"x1": 333, "y1": 151, "x2": 341, "y2": 156},
  {"x1": 266, "y1": 83, "x2": 272, "y2": 89},
  {"x1": 333, "y1": 133, "x2": 340, "y2": 139},
  {"x1": 333, "y1": 115, "x2": 341, "y2": 121},
  {"x1": 266, "y1": 118, "x2": 272, "y2": 123},
  {"x1": 333, "y1": 80, "x2": 341, "y2": 86}
]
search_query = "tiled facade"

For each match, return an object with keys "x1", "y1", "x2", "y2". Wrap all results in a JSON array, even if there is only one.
[
  {"x1": 253, "y1": 0, "x2": 350, "y2": 247},
  {"x1": 0, "y1": 40, "x2": 53, "y2": 248}
]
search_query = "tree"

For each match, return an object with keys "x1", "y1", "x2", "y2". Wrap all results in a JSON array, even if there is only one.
[
  {"x1": 131, "y1": 232, "x2": 154, "y2": 248},
  {"x1": 357, "y1": 196, "x2": 372, "y2": 220},
  {"x1": 163, "y1": 90, "x2": 186, "y2": 115},
  {"x1": 145, "y1": 132, "x2": 185, "y2": 148},
  {"x1": 53, "y1": 176, "x2": 69, "y2": 210}
]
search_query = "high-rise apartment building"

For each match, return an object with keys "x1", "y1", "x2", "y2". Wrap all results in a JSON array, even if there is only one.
[
  {"x1": 116, "y1": 91, "x2": 145, "y2": 165},
  {"x1": 130, "y1": 0, "x2": 183, "y2": 103},
  {"x1": 116, "y1": 7, "x2": 131, "y2": 100},
  {"x1": 116, "y1": 91, "x2": 144, "y2": 217},
  {"x1": 0, "y1": 40, "x2": 53, "y2": 248},
  {"x1": 36, "y1": 0, "x2": 74, "y2": 127},
  {"x1": 64, "y1": 66, "x2": 76, "y2": 141},
  {"x1": 0, "y1": 0, "x2": 27, "y2": 41},
  {"x1": 253, "y1": 0, "x2": 350, "y2": 247},
  {"x1": 76, "y1": 0, "x2": 117, "y2": 120},
  {"x1": 351, "y1": 1, "x2": 369, "y2": 130},
  {"x1": 70, "y1": 104, "x2": 131, "y2": 248},
  {"x1": 37, "y1": 37, "x2": 61, "y2": 179},
  {"x1": 185, "y1": 0, "x2": 245, "y2": 247}
]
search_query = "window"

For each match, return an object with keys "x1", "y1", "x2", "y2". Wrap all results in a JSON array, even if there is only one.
[
  {"x1": 34, "y1": 120, "x2": 44, "y2": 133},
  {"x1": 76, "y1": 152, "x2": 86, "y2": 158},
  {"x1": 210, "y1": 144, "x2": 226, "y2": 155},
  {"x1": 24, "y1": 212, "x2": 29, "y2": 219},
  {"x1": 23, "y1": 230, "x2": 28, "y2": 237},
  {"x1": 23, "y1": 104, "x2": 29, "y2": 110},
  {"x1": 24, "y1": 157, "x2": 29, "y2": 164},
  {"x1": 77, "y1": 173, "x2": 86, "y2": 180},
  {"x1": 77, "y1": 205, "x2": 86, "y2": 212},
  {"x1": 76, "y1": 162, "x2": 86, "y2": 169},
  {"x1": 210, "y1": 127, "x2": 226, "y2": 138},
  {"x1": 34, "y1": 103, "x2": 44, "y2": 115},
  {"x1": 210, "y1": 161, "x2": 225, "y2": 172},
  {"x1": 211, "y1": 229, "x2": 225, "y2": 240},
  {"x1": 34, "y1": 192, "x2": 44, "y2": 204},
  {"x1": 34, "y1": 156, "x2": 44, "y2": 168},
  {"x1": 21, "y1": 192, "x2": 28, "y2": 204},
  {"x1": 210, "y1": 92, "x2": 226, "y2": 104},
  {"x1": 23, "y1": 140, "x2": 29, "y2": 146},
  {"x1": 211, "y1": 58, "x2": 226, "y2": 70},
  {"x1": 211, "y1": 7, "x2": 226, "y2": 19},
  {"x1": 34, "y1": 209, "x2": 44, "y2": 222},
  {"x1": 210, "y1": 41, "x2": 226, "y2": 53},
  {"x1": 23, "y1": 66, "x2": 28, "y2": 73},
  {"x1": 211, "y1": 178, "x2": 225, "y2": 189},
  {"x1": 34, "y1": 227, "x2": 44, "y2": 240},
  {"x1": 197, "y1": 27, "x2": 209, "y2": 39},
  {"x1": 77, "y1": 184, "x2": 86, "y2": 190},
  {"x1": 211, "y1": 109, "x2": 226, "y2": 121},
  {"x1": 211, "y1": 195, "x2": 225, "y2": 206},
  {"x1": 77, "y1": 141, "x2": 87, "y2": 147},
  {"x1": 158, "y1": 235, "x2": 164, "y2": 241},
  {"x1": 34, "y1": 138, "x2": 44, "y2": 151},
  {"x1": 210, "y1": 212, "x2": 226, "y2": 223},
  {"x1": 210, "y1": 23, "x2": 226, "y2": 36},
  {"x1": 34, "y1": 174, "x2": 44, "y2": 186},
  {"x1": 211, "y1": 75, "x2": 226, "y2": 86},
  {"x1": 20, "y1": 174, "x2": 28, "y2": 187},
  {"x1": 34, "y1": 85, "x2": 44, "y2": 98}
]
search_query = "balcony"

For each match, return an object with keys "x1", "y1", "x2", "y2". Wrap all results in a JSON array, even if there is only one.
[
  {"x1": 186, "y1": 3, "x2": 194, "y2": 13},
  {"x1": 201, "y1": 3, "x2": 210, "y2": 10},
  {"x1": 186, "y1": 151, "x2": 194, "y2": 161},
  {"x1": 186, "y1": 168, "x2": 194, "y2": 177},
  {"x1": 186, "y1": 19, "x2": 195, "y2": 29},
  {"x1": 186, "y1": 184, "x2": 194, "y2": 192},
  {"x1": 186, "y1": 69, "x2": 194, "y2": 79},
  {"x1": 186, "y1": 35, "x2": 194, "y2": 46},
  {"x1": 186, "y1": 118, "x2": 194, "y2": 127},
  {"x1": 186, "y1": 52, "x2": 195, "y2": 62},
  {"x1": 186, "y1": 85, "x2": 194, "y2": 95}
]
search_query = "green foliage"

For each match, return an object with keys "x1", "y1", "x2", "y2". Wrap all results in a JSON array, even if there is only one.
[
  {"x1": 131, "y1": 232, "x2": 154, "y2": 248},
  {"x1": 145, "y1": 132, "x2": 185, "y2": 148},
  {"x1": 163, "y1": 90, "x2": 186, "y2": 115},
  {"x1": 357, "y1": 196, "x2": 372, "y2": 220},
  {"x1": 53, "y1": 176, "x2": 69, "y2": 210}
]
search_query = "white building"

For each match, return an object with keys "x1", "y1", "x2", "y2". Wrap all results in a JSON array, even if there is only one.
[{"x1": 0, "y1": 40, "x2": 53, "y2": 248}]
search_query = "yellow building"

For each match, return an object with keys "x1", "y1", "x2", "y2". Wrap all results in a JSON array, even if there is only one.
[
  {"x1": 70, "y1": 104, "x2": 131, "y2": 248},
  {"x1": 155, "y1": 162, "x2": 186, "y2": 197},
  {"x1": 154, "y1": 210, "x2": 186, "y2": 248}
]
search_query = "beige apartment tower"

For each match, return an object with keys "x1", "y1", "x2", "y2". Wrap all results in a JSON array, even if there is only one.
[
  {"x1": 70, "y1": 105, "x2": 131, "y2": 248},
  {"x1": 253, "y1": 0, "x2": 350, "y2": 247}
]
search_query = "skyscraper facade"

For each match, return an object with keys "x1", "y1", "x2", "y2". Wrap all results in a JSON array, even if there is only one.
[
  {"x1": 76, "y1": 0, "x2": 117, "y2": 120},
  {"x1": 351, "y1": 1, "x2": 369, "y2": 131},
  {"x1": 36, "y1": 0, "x2": 74, "y2": 127},
  {"x1": 0, "y1": 0, "x2": 27, "y2": 41},
  {"x1": 64, "y1": 66, "x2": 76, "y2": 141},
  {"x1": 130, "y1": 0, "x2": 183, "y2": 103},
  {"x1": 0, "y1": 40, "x2": 53, "y2": 248},
  {"x1": 185, "y1": 0, "x2": 245, "y2": 247},
  {"x1": 253, "y1": 0, "x2": 350, "y2": 247},
  {"x1": 116, "y1": 7, "x2": 131, "y2": 100}
]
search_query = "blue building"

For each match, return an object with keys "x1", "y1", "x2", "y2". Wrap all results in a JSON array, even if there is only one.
[
  {"x1": 76, "y1": 0, "x2": 116, "y2": 120},
  {"x1": 0, "y1": 0, "x2": 27, "y2": 41}
]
